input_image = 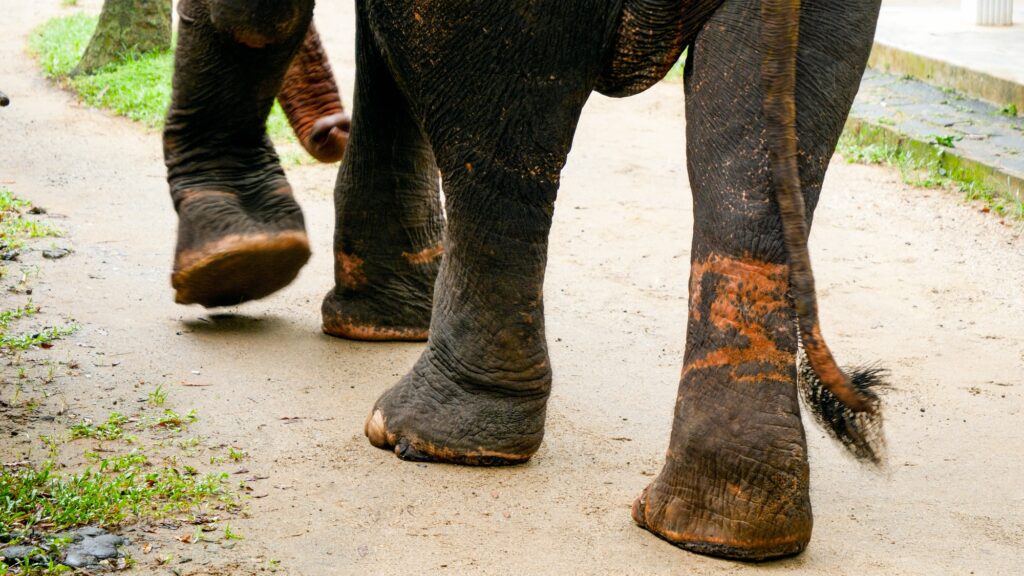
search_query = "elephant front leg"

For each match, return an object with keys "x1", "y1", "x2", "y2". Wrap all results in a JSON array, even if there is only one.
[
  {"x1": 363, "y1": 171, "x2": 555, "y2": 464},
  {"x1": 163, "y1": 0, "x2": 325, "y2": 307}
]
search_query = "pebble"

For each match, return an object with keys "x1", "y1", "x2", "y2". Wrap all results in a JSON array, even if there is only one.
[
  {"x1": 1, "y1": 527, "x2": 130, "y2": 569},
  {"x1": 42, "y1": 248, "x2": 71, "y2": 259},
  {"x1": 59, "y1": 527, "x2": 127, "y2": 569},
  {"x1": 0, "y1": 545, "x2": 38, "y2": 560}
]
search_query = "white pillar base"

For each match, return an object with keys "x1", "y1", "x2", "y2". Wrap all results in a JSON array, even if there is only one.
[{"x1": 962, "y1": 0, "x2": 1014, "y2": 26}]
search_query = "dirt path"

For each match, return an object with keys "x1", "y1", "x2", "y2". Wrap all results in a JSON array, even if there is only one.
[{"x1": 2, "y1": 1, "x2": 1023, "y2": 574}]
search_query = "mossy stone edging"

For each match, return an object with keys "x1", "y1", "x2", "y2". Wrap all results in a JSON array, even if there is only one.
[
  {"x1": 868, "y1": 42, "x2": 1023, "y2": 118},
  {"x1": 844, "y1": 116, "x2": 1024, "y2": 213}
]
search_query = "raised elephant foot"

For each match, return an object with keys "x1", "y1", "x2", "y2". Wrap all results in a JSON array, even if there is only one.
[
  {"x1": 631, "y1": 463, "x2": 811, "y2": 561},
  {"x1": 172, "y1": 187, "x2": 310, "y2": 307},
  {"x1": 364, "y1": 352, "x2": 548, "y2": 465}
]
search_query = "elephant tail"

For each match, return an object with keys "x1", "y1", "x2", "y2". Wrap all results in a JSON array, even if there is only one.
[
  {"x1": 760, "y1": 0, "x2": 887, "y2": 464},
  {"x1": 278, "y1": 22, "x2": 351, "y2": 163}
]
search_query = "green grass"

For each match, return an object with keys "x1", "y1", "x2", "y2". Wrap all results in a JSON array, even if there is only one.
[
  {"x1": 0, "y1": 303, "x2": 40, "y2": 331},
  {"x1": 1, "y1": 189, "x2": 62, "y2": 251},
  {"x1": 0, "y1": 454, "x2": 232, "y2": 534},
  {"x1": 0, "y1": 324, "x2": 79, "y2": 352},
  {"x1": 0, "y1": 189, "x2": 77, "y2": 353},
  {"x1": 68, "y1": 412, "x2": 130, "y2": 441},
  {"x1": 147, "y1": 384, "x2": 168, "y2": 407},
  {"x1": 2, "y1": 404, "x2": 239, "y2": 575},
  {"x1": 151, "y1": 408, "x2": 198, "y2": 431},
  {"x1": 28, "y1": 14, "x2": 296, "y2": 142},
  {"x1": 837, "y1": 129, "x2": 1024, "y2": 220}
]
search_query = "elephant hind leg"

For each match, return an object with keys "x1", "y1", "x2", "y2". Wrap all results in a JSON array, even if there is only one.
[
  {"x1": 319, "y1": 2, "x2": 444, "y2": 341},
  {"x1": 633, "y1": 0, "x2": 881, "y2": 560}
]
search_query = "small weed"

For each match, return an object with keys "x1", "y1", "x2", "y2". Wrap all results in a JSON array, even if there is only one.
[
  {"x1": 998, "y1": 103, "x2": 1018, "y2": 116},
  {"x1": 152, "y1": 409, "x2": 198, "y2": 430},
  {"x1": 177, "y1": 436, "x2": 201, "y2": 450},
  {"x1": 68, "y1": 412, "x2": 129, "y2": 441},
  {"x1": 1, "y1": 189, "x2": 62, "y2": 252},
  {"x1": 930, "y1": 134, "x2": 962, "y2": 148},
  {"x1": 0, "y1": 303, "x2": 38, "y2": 329},
  {"x1": 227, "y1": 447, "x2": 247, "y2": 462},
  {"x1": 148, "y1": 384, "x2": 168, "y2": 407},
  {"x1": 0, "y1": 189, "x2": 31, "y2": 212},
  {"x1": 223, "y1": 524, "x2": 243, "y2": 541},
  {"x1": 1, "y1": 323, "x2": 79, "y2": 351}
]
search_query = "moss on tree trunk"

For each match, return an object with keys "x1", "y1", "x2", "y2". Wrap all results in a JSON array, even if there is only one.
[{"x1": 73, "y1": 0, "x2": 171, "y2": 76}]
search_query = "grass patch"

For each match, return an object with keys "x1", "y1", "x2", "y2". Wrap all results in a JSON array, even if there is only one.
[
  {"x1": 837, "y1": 127, "x2": 1024, "y2": 220},
  {"x1": 2, "y1": 403, "x2": 240, "y2": 574},
  {"x1": 0, "y1": 324, "x2": 78, "y2": 352},
  {"x1": 151, "y1": 408, "x2": 198, "y2": 431},
  {"x1": 28, "y1": 14, "x2": 297, "y2": 144},
  {"x1": 1, "y1": 189, "x2": 61, "y2": 252},
  {"x1": 68, "y1": 412, "x2": 130, "y2": 441},
  {"x1": 0, "y1": 454, "x2": 233, "y2": 534},
  {"x1": 0, "y1": 189, "x2": 76, "y2": 354}
]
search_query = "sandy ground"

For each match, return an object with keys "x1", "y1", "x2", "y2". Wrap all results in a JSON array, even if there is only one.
[{"x1": 2, "y1": 1, "x2": 1023, "y2": 574}]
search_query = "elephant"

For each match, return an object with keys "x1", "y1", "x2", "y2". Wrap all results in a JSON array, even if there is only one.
[{"x1": 163, "y1": 0, "x2": 887, "y2": 561}]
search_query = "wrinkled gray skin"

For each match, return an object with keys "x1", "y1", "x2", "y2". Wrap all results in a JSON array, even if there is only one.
[{"x1": 164, "y1": 0, "x2": 882, "y2": 561}]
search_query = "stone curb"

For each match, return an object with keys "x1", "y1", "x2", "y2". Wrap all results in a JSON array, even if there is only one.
[
  {"x1": 844, "y1": 116, "x2": 1024, "y2": 211},
  {"x1": 869, "y1": 42, "x2": 1023, "y2": 117}
]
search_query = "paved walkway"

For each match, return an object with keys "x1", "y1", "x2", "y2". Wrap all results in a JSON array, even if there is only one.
[
  {"x1": 873, "y1": 0, "x2": 1024, "y2": 111},
  {"x1": 846, "y1": 0, "x2": 1024, "y2": 210}
]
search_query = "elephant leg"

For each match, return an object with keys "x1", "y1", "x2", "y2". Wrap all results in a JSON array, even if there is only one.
[
  {"x1": 632, "y1": 0, "x2": 880, "y2": 561},
  {"x1": 360, "y1": 0, "x2": 615, "y2": 464},
  {"x1": 163, "y1": 0, "x2": 314, "y2": 307},
  {"x1": 319, "y1": 7, "x2": 444, "y2": 341}
]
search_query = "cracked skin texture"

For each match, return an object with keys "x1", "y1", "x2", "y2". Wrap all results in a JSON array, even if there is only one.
[{"x1": 632, "y1": 254, "x2": 812, "y2": 561}]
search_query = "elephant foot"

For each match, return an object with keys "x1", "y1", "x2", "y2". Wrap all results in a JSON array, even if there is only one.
[
  {"x1": 172, "y1": 186, "x2": 310, "y2": 307},
  {"x1": 320, "y1": 246, "x2": 441, "y2": 341},
  {"x1": 321, "y1": 288, "x2": 431, "y2": 342},
  {"x1": 364, "y1": 352, "x2": 548, "y2": 465},
  {"x1": 631, "y1": 468, "x2": 811, "y2": 562}
]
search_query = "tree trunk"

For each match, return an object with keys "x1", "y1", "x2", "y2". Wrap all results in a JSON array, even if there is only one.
[{"x1": 73, "y1": 0, "x2": 172, "y2": 76}]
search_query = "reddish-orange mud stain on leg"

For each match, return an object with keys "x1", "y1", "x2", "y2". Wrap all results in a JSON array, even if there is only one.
[
  {"x1": 683, "y1": 255, "x2": 793, "y2": 384},
  {"x1": 336, "y1": 252, "x2": 368, "y2": 290},
  {"x1": 401, "y1": 242, "x2": 444, "y2": 265}
]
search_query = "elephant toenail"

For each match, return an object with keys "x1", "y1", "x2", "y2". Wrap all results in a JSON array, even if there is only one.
[{"x1": 364, "y1": 410, "x2": 387, "y2": 446}]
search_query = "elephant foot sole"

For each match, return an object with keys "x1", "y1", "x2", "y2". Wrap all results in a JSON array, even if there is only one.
[
  {"x1": 321, "y1": 288, "x2": 432, "y2": 342},
  {"x1": 364, "y1": 358, "x2": 548, "y2": 466},
  {"x1": 631, "y1": 483, "x2": 810, "y2": 562},
  {"x1": 172, "y1": 231, "x2": 311, "y2": 307}
]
